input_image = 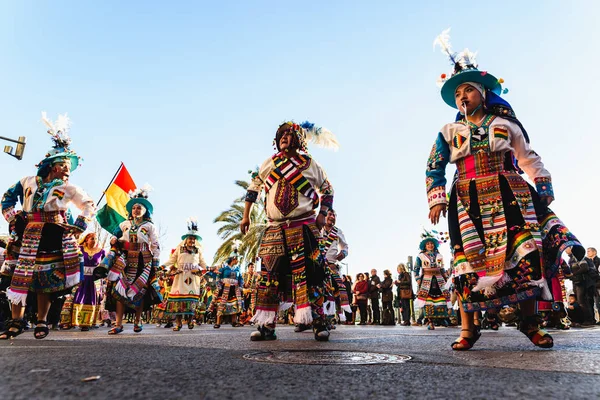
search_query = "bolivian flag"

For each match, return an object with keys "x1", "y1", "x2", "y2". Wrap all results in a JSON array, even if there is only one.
[{"x1": 96, "y1": 163, "x2": 136, "y2": 234}]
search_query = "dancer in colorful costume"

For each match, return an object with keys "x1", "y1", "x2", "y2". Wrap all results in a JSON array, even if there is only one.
[
  {"x1": 427, "y1": 29, "x2": 585, "y2": 350},
  {"x1": 209, "y1": 249, "x2": 244, "y2": 328},
  {"x1": 414, "y1": 231, "x2": 451, "y2": 330},
  {"x1": 0, "y1": 112, "x2": 95, "y2": 340},
  {"x1": 320, "y1": 209, "x2": 350, "y2": 329},
  {"x1": 241, "y1": 121, "x2": 338, "y2": 341},
  {"x1": 163, "y1": 218, "x2": 207, "y2": 330},
  {"x1": 106, "y1": 185, "x2": 161, "y2": 334},
  {"x1": 241, "y1": 261, "x2": 259, "y2": 324},
  {"x1": 198, "y1": 266, "x2": 219, "y2": 323}
]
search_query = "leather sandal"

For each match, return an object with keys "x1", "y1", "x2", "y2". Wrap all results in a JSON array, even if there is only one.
[
  {"x1": 451, "y1": 328, "x2": 482, "y2": 351},
  {"x1": 133, "y1": 323, "x2": 143, "y2": 333},
  {"x1": 0, "y1": 319, "x2": 25, "y2": 340},
  {"x1": 520, "y1": 316, "x2": 553, "y2": 348},
  {"x1": 34, "y1": 321, "x2": 50, "y2": 340},
  {"x1": 108, "y1": 325, "x2": 124, "y2": 335}
]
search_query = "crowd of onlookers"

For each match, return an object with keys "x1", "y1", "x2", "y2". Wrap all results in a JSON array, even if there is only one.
[{"x1": 338, "y1": 246, "x2": 600, "y2": 329}]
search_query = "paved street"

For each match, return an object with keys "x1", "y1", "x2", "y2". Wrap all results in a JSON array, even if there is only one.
[{"x1": 1, "y1": 323, "x2": 599, "y2": 400}]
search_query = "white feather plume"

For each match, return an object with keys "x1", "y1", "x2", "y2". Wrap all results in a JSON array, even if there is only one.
[
  {"x1": 129, "y1": 183, "x2": 153, "y2": 199},
  {"x1": 41, "y1": 111, "x2": 72, "y2": 147},
  {"x1": 55, "y1": 113, "x2": 72, "y2": 134},
  {"x1": 187, "y1": 216, "x2": 198, "y2": 232},
  {"x1": 304, "y1": 127, "x2": 340, "y2": 150},
  {"x1": 433, "y1": 27, "x2": 453, "y2": 56},
  {"x1": 459, "y1": 48, "x2": 478, "y2": 68},
  {"x1": 41, "y1": 111, "x2": 55, "y2": 132}
]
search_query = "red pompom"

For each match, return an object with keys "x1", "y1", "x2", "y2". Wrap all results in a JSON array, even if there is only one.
[
  {"x1": 480, "y1": 71, "x2": 488, "y2": 76},
  {"x1": 440, "y1": 73, "x2": 447, "y2": 79}
]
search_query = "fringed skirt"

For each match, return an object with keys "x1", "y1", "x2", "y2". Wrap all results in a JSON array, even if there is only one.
[
  {"x1": 449, "y1": 172, "x2": 583, "y2": 312},
  {"x1": 165, "y1": 272, "x2": 202, "y2": 316},
  {"x1": 251, "y1": 219, "x2": 326, "y2": 327},
  {"x1": 1, "y1": 222, "x2": 81, "y2": 306},
  {"x1": 323, "y1": 264, "x2": 351, "y2": 319},
  {"x1": 416, "y1": 268, "x2": 450, "y2": 318},
  {"x1": 209, "y1": 278, "x2": 243, "y2": 317},
  {"x1": 107, "y1": 251, "x2": 161, "y2": 311}
]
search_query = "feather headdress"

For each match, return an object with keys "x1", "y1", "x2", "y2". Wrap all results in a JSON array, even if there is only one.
[
  {"x1": 36, "y1": 111, "x2": 81, "y2": 172},
  {"x1": 128, "y1": 183, "x2": 153, "y2": 199},
  {"x1": 300, "y1": 121, "x2": 340, "y2": 150},
  {"x1": 275, "y1": 120, "x2": 339, "y2": 153},
  {"x1": 187, "y1": 217, "x2": 198, "y2": 232},
  {"x1": 433, "y1": 28, "x2": 505, "y2": 107},
  {"x1": 41, "y1": 111, "x2": 72, "y2": 149},
  {"x1": 181, "y1": 216, "x2": 202, "y2": 241},
  {"x1": 434, "y1": 29, "x2": 482, "y2": 88},
  {"x1": 419, "y1": 228, "x2": 448, "y2": 251}
]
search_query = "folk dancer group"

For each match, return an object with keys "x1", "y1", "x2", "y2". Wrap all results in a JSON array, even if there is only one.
[{"x1": 0, "y1": 30, "x2": 593, "y2": 352}]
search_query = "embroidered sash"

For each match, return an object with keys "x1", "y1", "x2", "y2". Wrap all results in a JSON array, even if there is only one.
[
  {"x1": 265, "y1": 153, "x2": 318, "y2": 208},
  {"x1": 322, "y1": 226, "x2": 339, "y2": 254}
]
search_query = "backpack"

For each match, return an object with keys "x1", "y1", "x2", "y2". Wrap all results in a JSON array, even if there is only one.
[{"x1": 381, "y1": 308, "x2": 395, "y2": 326}]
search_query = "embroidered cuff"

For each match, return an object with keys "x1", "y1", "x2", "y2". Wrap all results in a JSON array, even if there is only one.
[
  {"x1": 340, "y1": 250, "x2": 348, "y2": 259},
  {"x1": 427, "y1": 186, "x2": 448, "y2": 208},
  {"x1": 245, "y1": 190, "x2": 258, "y2": 203},
  {"x1": 72, "y1": 216, "x2": 88, "y2": 232},
  {"x1": 2, "y1": 207, "x2": 17, "y2": 223},
  {"x1": 321, "y1": 195, "x2": 334, "y2": 210},
  {"x1": 535, "y1": 177, "x2": 554, "y2": 198}
]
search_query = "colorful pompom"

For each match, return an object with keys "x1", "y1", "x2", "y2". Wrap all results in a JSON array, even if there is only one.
[
  {"x1": 480, "y1": 71, "x2": 488, "y2": 76},
  {"x1": 498, "y1": 78, "x2": 504, "y2": 84},
  {"x1": 503, "y1": 88, "x2": 509, "y2": 94},
  {"x1": 440, "y1": 73, "x2": 447, "y2": 79}
]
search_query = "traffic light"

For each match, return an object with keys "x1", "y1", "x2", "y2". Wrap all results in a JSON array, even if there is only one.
[{"x1": 2, "y1": 136, "x2": 27, "y2": 160}]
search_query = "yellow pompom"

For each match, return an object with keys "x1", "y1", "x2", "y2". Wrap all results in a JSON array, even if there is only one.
[{"x1": 498, "y1": 78, "x2": 505, "y2": 84}]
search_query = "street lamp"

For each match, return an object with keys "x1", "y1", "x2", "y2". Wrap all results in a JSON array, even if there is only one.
[{"x1": 1, "y1": 136, "x2": 27, "y2": 160}]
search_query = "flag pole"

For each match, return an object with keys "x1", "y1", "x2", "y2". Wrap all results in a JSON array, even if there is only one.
[{"x1": 96, "y1": 162, "x2": 124, "y2": 207}]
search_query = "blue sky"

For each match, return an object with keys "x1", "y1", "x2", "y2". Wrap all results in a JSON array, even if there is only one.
[{"x1": 0, "y1": 1, "x2": 598, "y2": 276}]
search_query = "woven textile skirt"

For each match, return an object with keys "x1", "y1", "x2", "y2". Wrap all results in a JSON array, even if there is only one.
[
  {"x1": 251, "y1": 219, "x2": 327, "y2": 327},
  {"x1": 449, "y1": 172, "x2": 583, "y2": 312}
]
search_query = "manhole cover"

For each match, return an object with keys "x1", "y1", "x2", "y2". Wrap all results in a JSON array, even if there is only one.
[{"x1": 243, "y1": 350, "x2": 411, "y2": 365}]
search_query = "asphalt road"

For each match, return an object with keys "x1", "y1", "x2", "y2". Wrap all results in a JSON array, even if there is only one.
[{"x1": 1, "y1": 323, "x2": 599, "y2": 400}]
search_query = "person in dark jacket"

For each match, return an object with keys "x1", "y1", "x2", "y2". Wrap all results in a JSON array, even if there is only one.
[
  {"x1": 380, "y1": 270, "x2": 394, "y2": 324},
  {"x1": 343, "y1": 275, "x2": 354, "y2": 324},
  {"x1": 369, "y1": 269, "x2": 381, "y2": 325},
  {"x1": 567, "y1": 294, "x2": 585, "y2": 325},
  {"x1": 586, "y1": 247, "x2": 600, "y2": 323},
  {"x1": 566, "y1": 248, "x2": 596, "y2": 325},
  {"x1": 395, "y1": 263, "x2": 413, "y2": 326}
]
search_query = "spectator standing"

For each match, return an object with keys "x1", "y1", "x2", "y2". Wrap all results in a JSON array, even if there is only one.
[
  {"x1": 369, "y1": 269, "x2": 381, "y2": 325},
  {"x1": 395, "y1": 263, "x2": 413, "y2": 326},
  {"x1": 353, "y1": 273, "x2": 369, "y2": 325}
]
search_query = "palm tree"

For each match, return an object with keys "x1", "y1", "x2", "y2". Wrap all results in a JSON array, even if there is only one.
[{"x1": 213, "y1": 180, "x2": 267, "y2": 266}]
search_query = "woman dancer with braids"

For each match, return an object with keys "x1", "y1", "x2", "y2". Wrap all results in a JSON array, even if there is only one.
[
  {"x1": 106, "y1": 185, "x2": 161, "y2": 335},
  {"x1": 163, "y1": 219, "x2": 207, "y2": 331},
  {"x1": 0, "y1": 112, "x2": 95, "y2": 340},
  {"x1": 427, "y1": 29, "x2": 585, "y2": 350}
]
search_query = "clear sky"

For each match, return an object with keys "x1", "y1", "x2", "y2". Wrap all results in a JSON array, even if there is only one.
[{"x1": 0, "y1": 1, "x2": 598, "y2": 277}]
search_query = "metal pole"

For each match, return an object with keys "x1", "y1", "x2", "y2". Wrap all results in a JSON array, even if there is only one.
[
  {"x1": 0, "y1": 136, "x2": 26, "y2": 145},
  {"x1": 96, "y1": 162, "x2": 123, "y2": 207}
]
